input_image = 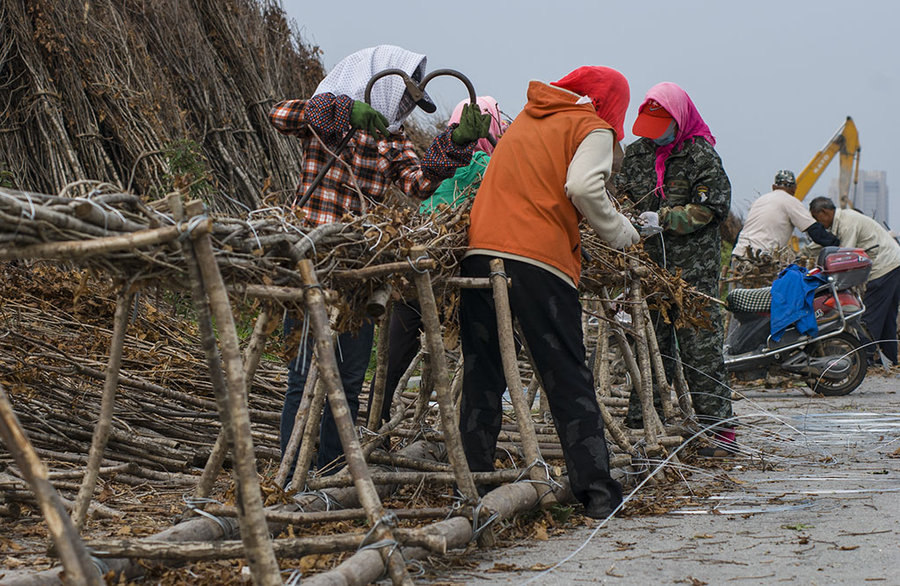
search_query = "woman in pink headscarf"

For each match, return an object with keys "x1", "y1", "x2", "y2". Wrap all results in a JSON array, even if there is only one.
[
  {"x1": 419, "y1": 96, "x2": 507, "y2": 213},
  {"x1": 613, "y1": 82, "x2": 734, "y2": 457}
]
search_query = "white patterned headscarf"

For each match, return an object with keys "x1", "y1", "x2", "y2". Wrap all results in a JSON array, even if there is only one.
[{"x1": 314, "y1": 45, "x2": 431, "y2": 132}]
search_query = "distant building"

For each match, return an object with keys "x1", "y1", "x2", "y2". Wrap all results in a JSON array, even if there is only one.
[{"x1": 829, "y1": 170, "x2": 890, "y2": 226}]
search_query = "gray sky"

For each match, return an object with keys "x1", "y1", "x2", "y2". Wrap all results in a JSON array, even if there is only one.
[{"x1": 283, "y1": 0, "x2": 898, "y2": 227}]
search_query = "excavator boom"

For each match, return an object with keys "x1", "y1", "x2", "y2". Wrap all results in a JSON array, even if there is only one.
[{"x1": 794, "y1": 116, "x2": 861, "y2": 207}]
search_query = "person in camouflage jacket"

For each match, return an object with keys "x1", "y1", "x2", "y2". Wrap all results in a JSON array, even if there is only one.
[{"x1": 613, "y1": 82, "x2": 735, "y2": 455}]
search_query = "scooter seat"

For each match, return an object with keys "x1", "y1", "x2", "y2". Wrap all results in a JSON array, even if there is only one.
[{"x1": 726, "y1": 287, "x2": 772, "y2": 313}]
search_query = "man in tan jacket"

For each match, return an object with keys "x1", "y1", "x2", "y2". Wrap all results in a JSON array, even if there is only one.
[{"x1": 809, "y1": 196, "x2": 900, "y2": 364}]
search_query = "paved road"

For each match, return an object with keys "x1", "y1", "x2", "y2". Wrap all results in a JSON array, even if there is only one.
[{"x1": 435, "y1": 370, "x2": 900, "y2": 585}]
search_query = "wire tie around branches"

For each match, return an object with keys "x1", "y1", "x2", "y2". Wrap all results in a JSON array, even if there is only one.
[
  {"x1": 488, "y1": 269, "x2": 507, "y2": 280},
  {"x1": 284, "y1": 569, "x2": 303, "y2": 586},
  {"x1": 444, "y1": 492, "x2": 467, "y2": 520},
  {"x1": 471, "y1": 501, "x2": 499, "y2": 542},
  {"x1": 363, "y1": 222, "x2": 384, "y2": 251},
  {"x1": 181, "y1": 495, "x2": 231, "y2": 535},
  {"x1": 74, "y1": 196, "x2": 125, "y2": 232},
  {"x1": 358, "y1": 512, "x2": 400, "y2": 557},
  {"x1": 4, "y1": 190, "x2": 37, "y2": 220},
  {"x1": 407, "y1": 254, "x2": 430, "y2": 274},
  {"x1": 176, "y1": 214, "x2": 209, "y2": 242},
  {"x1": 516, "y1": 458, "x2": 564, "y2": 491},
  {"x1": 406, "y1": 559, "x2": 426, "y2": 578},
  {"x1": 295, "y1": 489, "x2": 343, "y2": 511},
  {"x1": 246, "y1": 220, "x2": 262, "y2": 250},
  {"x1": 292, "y1": 226, "x2": 318, "y2": 259}
]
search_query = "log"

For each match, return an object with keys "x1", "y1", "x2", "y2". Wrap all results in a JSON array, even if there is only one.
[
  {"x1": 85, "y1": 529, "x2": 446, "y2": 560},
  {"x1": 642, "y1": 301, "x2": 676, "y2": 421},
  {"x1": 226, "y1": 283, "x2": 339, "y2": 304},
  {"x1": 411, "y1": 249, "x2": 489, "y2": 537},
  {"x1": 303, "y1": 478, "x2": 574, "y2": 586},
  {"x1": 205, "y1": 504, "x2": 453, "y2": 526},
  {"x1": 366, "y1": 301, "x2": 393, "y2": 431},
  {"x1": 292, "y1": 376, "x2": 327, "y2": 491},
  {"x1": 306, "y1": 469, "x2": 528, "y2": 490}
]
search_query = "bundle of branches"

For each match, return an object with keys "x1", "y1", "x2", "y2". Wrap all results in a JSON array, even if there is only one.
[
  {"x1": 0, "y1": 0, "x2": 323, "y2": 214},
  {"x1": 580, "y1": 230, "x2": 713, "y2": 331},
  {"x1": 0, "y1": 261, "x2": 286, "y2": 474},
  {"x1": 727, "y1": 246, "x2": 804, "y2": 290}
]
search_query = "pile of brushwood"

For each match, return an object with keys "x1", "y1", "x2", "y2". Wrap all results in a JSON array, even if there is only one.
[{"x1": 0, "y1": 0, "x2": 324, "y2": 214}]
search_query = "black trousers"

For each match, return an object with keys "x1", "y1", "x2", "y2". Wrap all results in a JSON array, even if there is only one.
[
  {"x1": 862, "y1": 265, "x2": 900, "y2": 364},
  {"x1": 458, "y1": 255, "x2": 622, "y2": 509},
  {"x1": 367, "y1": 301, "x2": 423, "y2": 426},
  {"x1": 281, "y1": 314, "x2": 374, "y2": 480}
]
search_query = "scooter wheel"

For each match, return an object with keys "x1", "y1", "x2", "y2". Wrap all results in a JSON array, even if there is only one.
[{"x1": 805, "y1": 332, "x2": 867, "y2": 396}]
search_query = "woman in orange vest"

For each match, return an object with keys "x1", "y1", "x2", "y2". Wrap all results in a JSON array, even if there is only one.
[{"x1": 459, "y1": 66, "x2": 638, "y2": 519}]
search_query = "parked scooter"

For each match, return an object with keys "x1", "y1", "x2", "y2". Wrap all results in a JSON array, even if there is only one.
[{"x1": 724, "y1": 247, "x2": 871, "y2": 396}]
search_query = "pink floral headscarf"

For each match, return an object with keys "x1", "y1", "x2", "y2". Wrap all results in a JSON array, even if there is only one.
[
  {"x1": 639, "y1": 82, "x2": 715, "y2": 197},
  {"x1": 448, "y1": 96, "x2": 507, "y2": 155}
]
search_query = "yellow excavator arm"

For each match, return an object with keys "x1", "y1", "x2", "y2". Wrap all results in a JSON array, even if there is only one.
[{"x1": 794, "y1": 116, "x2": 861, "y2": 207}]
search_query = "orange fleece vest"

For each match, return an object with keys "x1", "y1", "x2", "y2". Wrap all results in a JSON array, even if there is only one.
[{"x1": 467, "y1": 82, "x2": 611, "y2": 286}]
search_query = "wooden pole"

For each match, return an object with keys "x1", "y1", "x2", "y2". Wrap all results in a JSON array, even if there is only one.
[
  {"x1": 275, "y1": 361, "x2": 318, "y2": 488},
  {"x1": 410, "y1": 255, "x2": 480, "y2": 505},
  {"x1": 411, "y1": 350, "x2": 432, "y2": 423},
  {"x1": 0, "y1": 384, "x2": 103, "y2": 585},
  {"x1": 630, "y1": 263, "x2": 664, "y2": 454},
  {"x1": 299, "y1": 259, "x2": 412, "y2": 586},
  {"x1": 71, "y1": 289, "x2": 133, "y2": 531},
  {"x1": 185, "y1": 200, "x2": 282, "y2": 586},
  {"x1": 0, "y1": 220, "x2": 210, "y2": 261},
  {"x1": 366, "y1": 300, "x2": 394, "y2": 431},
  {"x1": 642, "y1": 301, "x2": 677, "y2": 421},
  {"x1": 592, "y1": 318, "x2": 638, "y2": 456},
  {"x1": 195, "y1": 306, "x2": 273, "y2": 499},
  {"x1": 488, "y1": 259, "x2": 556, "y2": 506},
  {"x1": 168, "y1": 193, "x2": 237, "y2": 504},
  {"x1": 291, "y1": 376, "x2": 327, "y2": 490},
  {"x1": 410, "y1": 251, "x2": 496, "y2": 546}
]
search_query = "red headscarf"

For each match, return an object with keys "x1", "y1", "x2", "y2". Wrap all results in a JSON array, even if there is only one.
[{"x1": 551, "y1": 66, "x2": 630, "y2": 141}]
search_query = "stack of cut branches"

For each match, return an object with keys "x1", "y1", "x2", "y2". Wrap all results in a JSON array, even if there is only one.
[{"x1": 0, "y1": 0, "x2": 323, "y2": 214}]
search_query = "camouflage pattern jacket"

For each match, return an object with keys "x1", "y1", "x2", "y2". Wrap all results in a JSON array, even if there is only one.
[{"x1": 614, "y1": 136, "x2": 731, "y2": 295}]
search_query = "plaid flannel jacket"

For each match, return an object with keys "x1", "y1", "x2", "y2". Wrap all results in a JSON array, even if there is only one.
[{"x1": 269, "y1": 93, "x2": 473, "y2": 226}]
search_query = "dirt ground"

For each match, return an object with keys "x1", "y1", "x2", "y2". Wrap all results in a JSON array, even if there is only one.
[{"x1": 432, "y1": 368, "x2": 900, "y2": 585}]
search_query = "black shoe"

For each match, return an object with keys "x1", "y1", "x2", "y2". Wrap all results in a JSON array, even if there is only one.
[{"x1": 583, "y1": 498, "x2": 617, "y2": 519}]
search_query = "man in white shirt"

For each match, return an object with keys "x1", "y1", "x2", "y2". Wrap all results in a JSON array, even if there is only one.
[
  {"x1": 809, "y1": 196, "x2": 900, "y2": 364},
  {"x1": 732, "y1": 170, "x2": 838, "y2": 259}
]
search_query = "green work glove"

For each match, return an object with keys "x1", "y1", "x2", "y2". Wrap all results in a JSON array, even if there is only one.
[
  {"x1": 451, "y1": 103, "x2": 492, "y2": 145},
  {"x1": 350, "y1": 101, "x2": 390, "y2": 140}
]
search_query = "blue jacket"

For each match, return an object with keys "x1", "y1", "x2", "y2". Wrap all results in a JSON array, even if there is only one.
[{"x1": 770, "y1": 264, "x2": 827, "y2": 341}]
